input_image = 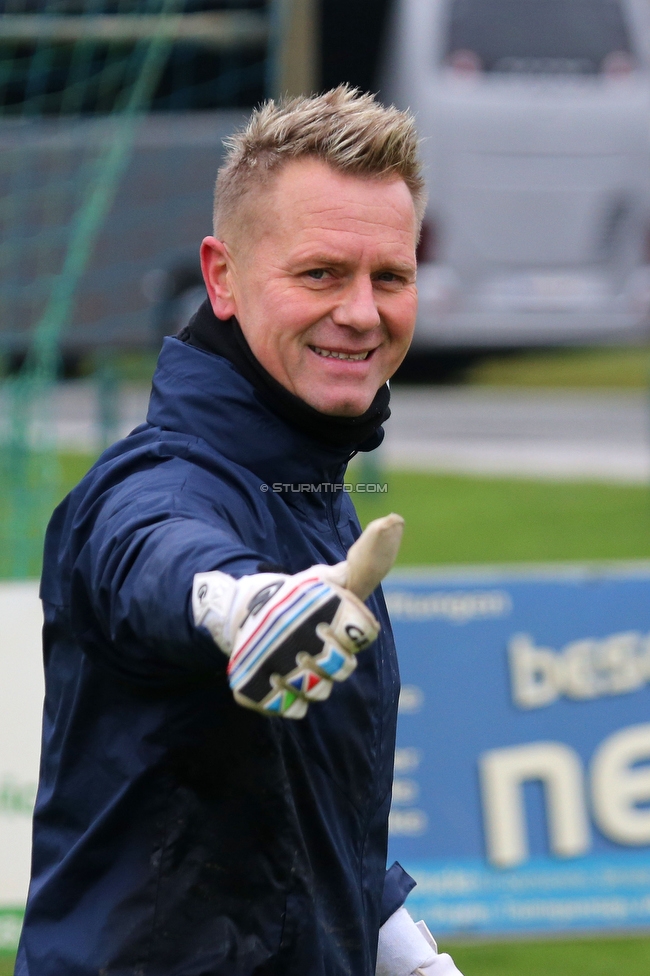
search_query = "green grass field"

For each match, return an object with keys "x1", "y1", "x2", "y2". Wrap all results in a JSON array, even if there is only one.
[
  {"x1": 4, "y1": 459, "x2": 650, "y2": 578},
  {"x1": 353, "y1": 470, "x2": 650, "y2": 564},
  {"x1": 445, "y1": 935, "x2": 650, "y2": 975},
  {"x1": 5, "y1": 456, "x2": 650, "y2": 579},
  {"x1": 464, "y1": 345, "x2": 650, "y2": 388}
]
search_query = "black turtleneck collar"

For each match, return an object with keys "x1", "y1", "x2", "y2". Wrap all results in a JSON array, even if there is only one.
[{"x1": 176, "y1": 300, "x2": 390, "y2": 453}]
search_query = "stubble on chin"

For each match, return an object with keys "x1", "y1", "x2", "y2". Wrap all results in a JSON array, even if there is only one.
[{"x1": 298, "y1": 385, "x2": 378, "y2": 417}]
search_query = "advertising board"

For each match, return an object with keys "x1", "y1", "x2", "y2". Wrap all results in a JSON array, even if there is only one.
[
  {"x1": 3, "y1": 568, "x2": 650, "y2": 947},
  {"x1": 386, "y1": 566, "x2": 650, "y2": 936}
]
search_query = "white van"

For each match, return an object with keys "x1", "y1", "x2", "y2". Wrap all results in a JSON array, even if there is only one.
[{"x1": 381, "y1": 0, "x2": 650, "y2": 348}]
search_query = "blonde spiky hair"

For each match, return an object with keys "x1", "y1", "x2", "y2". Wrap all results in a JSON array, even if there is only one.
[{"x1": 213, "y1": 85, "x2": 426, "y2": 236}]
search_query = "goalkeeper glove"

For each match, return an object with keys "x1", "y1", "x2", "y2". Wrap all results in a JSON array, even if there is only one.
[{"x1": 192, "y1": 514, "x2": 404, "y2": 719}]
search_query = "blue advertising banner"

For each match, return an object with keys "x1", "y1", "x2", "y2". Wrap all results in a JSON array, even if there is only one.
[{"x1": 384, "y1": 565, "x2": 650, "y2": 936}]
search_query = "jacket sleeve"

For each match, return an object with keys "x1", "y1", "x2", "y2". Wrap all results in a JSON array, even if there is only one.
[
  {"x1": 381, "y1": 862, "x2": 417, "y2": 926},
  {"x1": 66, "y1": 465, "x2": 268, "y2": 688}
]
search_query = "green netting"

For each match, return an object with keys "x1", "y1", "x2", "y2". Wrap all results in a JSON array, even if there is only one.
[{"x1": 0, "y1": 0, "x2": 188, "y2": 578}]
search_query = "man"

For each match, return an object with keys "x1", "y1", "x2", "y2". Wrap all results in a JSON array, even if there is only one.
[{"x1": 17, "y1": 87, "x2": 463, "y2": 976}]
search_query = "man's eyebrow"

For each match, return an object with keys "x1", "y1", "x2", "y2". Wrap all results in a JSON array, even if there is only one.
[
  {"x1": 291, "y1": 251, "x2": 350, "y2": 268},
  {"x1": 291, "y1": 252, "x2": 416, "y2": 275},
  {"x1": 379, "y1": 261, "x2": 417, "y2": 277}
]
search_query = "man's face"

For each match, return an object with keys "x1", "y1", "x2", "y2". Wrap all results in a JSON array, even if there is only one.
[{"x1": 201, "y1": 158, "x2": 418, "y2": 417}]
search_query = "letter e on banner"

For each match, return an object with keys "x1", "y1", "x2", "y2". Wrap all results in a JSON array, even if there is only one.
[{"x1": 591, "y1": 723, "x2": 650, "y2": 845}]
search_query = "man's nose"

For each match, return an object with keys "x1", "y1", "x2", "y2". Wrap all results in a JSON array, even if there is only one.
[{"x1": 331, "y1": 275, "x2": 381, "y2": 331}]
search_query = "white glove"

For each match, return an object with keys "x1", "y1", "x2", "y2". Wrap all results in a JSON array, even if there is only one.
[
  {"x1": 192, "y1": 514, "x2": 404, "y2": 718},
  {"x1": 416, "y1": 953, "x2": 465, "y2": 976},
  {"x1": 376, "y1": 906, "x2": 465, "y2": 976}
]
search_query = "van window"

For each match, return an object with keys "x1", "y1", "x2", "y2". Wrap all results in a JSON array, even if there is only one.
[{"x1": 446, "y1": 0, "x2": 633, "y2": 74}]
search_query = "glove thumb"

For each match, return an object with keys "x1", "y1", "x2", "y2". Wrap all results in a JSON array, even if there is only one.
[{"x1": 324, "y1": 513, "x2": 405, "y2": 601}]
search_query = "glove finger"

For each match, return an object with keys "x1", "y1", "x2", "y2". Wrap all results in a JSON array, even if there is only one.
[
  {"x1": 313, "y1": 625, "x2": 358, "y2": 682},
  {"x1": 279, "y1": 658, "x2": 334, "y2": 702},
  {"x1": 328, "y1": 595, "x2": 380, "y2": 654},
  {"x1": 233, "y1": 679, "x2": 310, "y2": 719},
  {"x1": 302, "y1": 676, "x2": 334, "y2": 701}
]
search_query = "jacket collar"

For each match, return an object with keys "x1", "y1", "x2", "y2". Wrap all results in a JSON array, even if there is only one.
[
  {"x1": 178, "y1": 300, "x2": 389, "y2": 453},
  {"x1": 146, "y1": 337, "x2": 356, "y2": 487}
]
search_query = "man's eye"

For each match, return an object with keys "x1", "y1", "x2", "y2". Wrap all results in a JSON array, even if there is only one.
[
  {"x1": 306, "y1": 269, "x2": 328, "y2": 280},
  {"x1": 376, "y1": 272, "x2": 400, "y2": 283}
]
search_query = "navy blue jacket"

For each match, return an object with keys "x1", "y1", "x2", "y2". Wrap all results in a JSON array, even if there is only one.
[{"x1": 17, "y1": 338, "x2": 413, "y2": 976}]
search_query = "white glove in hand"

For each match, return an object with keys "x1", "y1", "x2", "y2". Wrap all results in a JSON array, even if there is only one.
[
  {"x1": 192, "y1": 514, "x2": 404, "y2": 718},
  {"x1": 376, "y1": 907, "x2": 464, "y2": 976},
  {"x1": 415, "y1": 953, "x2": 464, "y2": 976}
]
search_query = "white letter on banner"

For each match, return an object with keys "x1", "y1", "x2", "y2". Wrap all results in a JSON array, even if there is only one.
[
  {"x1": 479, "y1": 742, "x2": 590, "y2": 868},
  {"x1": 591, "y1": 723, "x2": 650, "y2": 844}
]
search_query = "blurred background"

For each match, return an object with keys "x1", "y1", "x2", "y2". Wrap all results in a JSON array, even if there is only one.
[{"x1": 2, "y1": 0, "x2": 650, "y2": 973}]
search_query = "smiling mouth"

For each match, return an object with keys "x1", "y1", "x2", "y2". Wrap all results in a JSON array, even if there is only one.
[{"x1": 310, "y1": 345, "x2": 372, "y2": 361}]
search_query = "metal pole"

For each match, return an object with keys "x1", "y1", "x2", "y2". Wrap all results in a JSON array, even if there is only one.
[
  {"x1": 96, "y1": 352, "x2": 120, "y2": 452},
  {"x1": 267, "y1": 0, "x2": 320, "y2": 99},
  {"x1": 0, "y1": 12, "x2": 268, "y2": 50}
]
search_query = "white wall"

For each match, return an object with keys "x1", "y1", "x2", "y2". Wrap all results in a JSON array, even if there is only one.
[{"x1": 0, "y1": 582, "x2": 43, "y2": 909}]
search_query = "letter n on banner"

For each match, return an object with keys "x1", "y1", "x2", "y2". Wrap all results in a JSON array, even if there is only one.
[{"x1": 479, "y1": 741, "x2": 590, "y2": 867}]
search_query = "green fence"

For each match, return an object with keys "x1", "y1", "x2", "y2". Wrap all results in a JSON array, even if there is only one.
[{"x1": 0, "y1": 0, "x2": 275, "y2": 578}]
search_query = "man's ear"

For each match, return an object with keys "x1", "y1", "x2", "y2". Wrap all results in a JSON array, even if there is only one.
[{"x1": 200, "y1": 237, "x2": 238, "y2": 320}]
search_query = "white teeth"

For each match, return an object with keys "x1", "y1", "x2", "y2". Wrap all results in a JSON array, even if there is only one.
[{"x1": 312, "y1": 346, "x2": 370, "y2": 361}]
